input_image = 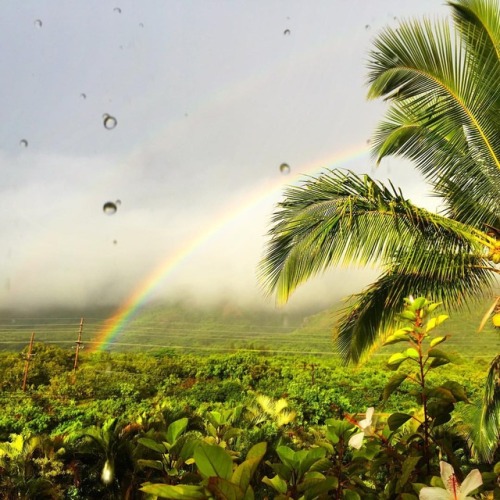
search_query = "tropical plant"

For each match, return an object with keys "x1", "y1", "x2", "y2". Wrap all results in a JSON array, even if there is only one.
[
  {"x1": 259, "y1": 0, "x2": 499, "y2": 451},
  {"x1": 66, "y1": 418, "x2": 141, "y2": 498},
  {"x1": 0, "y1": 433, "x2": 64, "y2": 498}
]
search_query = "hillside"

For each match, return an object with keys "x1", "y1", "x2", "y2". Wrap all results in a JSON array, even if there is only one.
[{"x1": 0, "y1": 299, "x2": 497, "y2": 358}]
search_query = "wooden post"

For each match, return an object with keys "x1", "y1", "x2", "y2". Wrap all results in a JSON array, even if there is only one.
[
  {"x1": 73, "y1": 317, "x2": 84, "y2": 371},
  {"x1": 22, "y1": 332, "x2": 35, "y2": 392}
]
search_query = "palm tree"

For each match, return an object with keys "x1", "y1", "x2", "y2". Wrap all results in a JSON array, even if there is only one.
[{"x1": 259, "y1": 0, "x2": 499, "y2": 453}]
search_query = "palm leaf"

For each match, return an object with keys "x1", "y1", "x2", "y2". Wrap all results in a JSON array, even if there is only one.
[
  {"x1": 335, "y1": 254, "x2": 493, "y2": 362},
  {"x1": 259, "y1": 170, "x2": 493, "y2": 306}
]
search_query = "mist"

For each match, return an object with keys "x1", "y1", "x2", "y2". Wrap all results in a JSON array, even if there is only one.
[{"x1": 0, "y1": 0, "x2": 447, "y2": 317}]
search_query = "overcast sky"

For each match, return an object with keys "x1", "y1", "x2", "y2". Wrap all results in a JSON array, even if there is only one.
[{"x1": 0, "y1": 0, "x2": 450, "y2": 313}]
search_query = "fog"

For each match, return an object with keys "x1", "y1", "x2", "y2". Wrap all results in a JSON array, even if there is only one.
[{"x1": 0, "y1": 1, "x2": 447, "y2": 316}]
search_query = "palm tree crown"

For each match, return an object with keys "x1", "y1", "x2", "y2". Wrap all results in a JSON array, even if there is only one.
[{"x1": 260, "y1": 0, "x2": 500, "y2": 362}]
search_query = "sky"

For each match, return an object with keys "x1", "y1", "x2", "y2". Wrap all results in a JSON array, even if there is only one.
[{"x1": 0, "y1": 0, "x2": 451, "y2": 315}]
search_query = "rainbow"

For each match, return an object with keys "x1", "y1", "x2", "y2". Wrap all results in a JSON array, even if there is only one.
[{"x1": 90, "y1": 143, "x2": 370, "y2": 351}]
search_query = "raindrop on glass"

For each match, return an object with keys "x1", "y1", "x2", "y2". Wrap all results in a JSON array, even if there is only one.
[
  {"x1": 279, "y1": 163, "x2": 291, "y2": 175},
  {"x1": 113, "y1": 7, "x2": 121, "y2": 13},
  {"x1": 19, "y1": 139, "x2": 28, "y2": 148},
  {"x1": 103, "y1": 202, "x2": 117, "y2": 215},
  {"x1": 34, "y1": 19, "x2": 43, "y2": 28},
  {"x1": 283, "y1": 29, "x2": 291, "y2": 36},
  {"x1": 80, "y1": 93, "x2": 87, "y2": 99},
  {"x1": 103, "y1": 114, "x2": 117, "y2": 130}
]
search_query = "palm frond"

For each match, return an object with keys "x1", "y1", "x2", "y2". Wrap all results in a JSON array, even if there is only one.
[
  {"x1": 259, "y1": 170, "x2": 493, "y2": 305},
  {"x1": 450, "y1": 0, "x2": 500, "y2": 61},
  {"x1": 371, "y1": 99, "x2": 500, "y2": 228},
  {"x1": 335, "y1": 254, "x2": 493, "y2": 362}
]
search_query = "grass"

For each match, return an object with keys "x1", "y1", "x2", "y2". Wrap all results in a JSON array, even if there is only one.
[{"x1": 0, "y1": 298, "x2": 497, "y2": 358}]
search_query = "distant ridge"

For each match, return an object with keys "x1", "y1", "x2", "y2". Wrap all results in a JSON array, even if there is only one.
[{"x1": 0, "y1": 300, "x2": 497, "y2": 357}]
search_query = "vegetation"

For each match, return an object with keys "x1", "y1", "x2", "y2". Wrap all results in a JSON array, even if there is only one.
[
  {"x1": 0, "y1": 300, "x2": 498, "y2": 497},
  {"x1": 259, "y1": 0, "x2": 500, "y2": 465},
  {"x1": 1, "y1": 0, "x2": 499, "y2": 497},
  {"x1": 260, "y1": 0, "x2": 500, "y2": 361}
]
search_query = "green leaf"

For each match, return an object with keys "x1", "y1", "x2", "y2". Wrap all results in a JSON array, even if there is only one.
[
  {"x1": 343, "y1": 490, "x2": 361, "y2": 500},
  {"x1": 405, "y1": 348, "x2": 419, "y2": 360},
  {"x1": 387, "y1": 413, "x2": 412, "y2": 431},
  {"x1": 194, "y1": 443, "x2": 233, "y2": 480},
  {"x1": 276, "y1": 446, "x2": 298, "y2": 471},
  {"x1": 425, "y1": 318, "x2": 437, "y2": 333},
  {"x1": 427, "y1": 400, "x2": 454, "y2": 419},
  {"x1": 428, "y1": 387, "x2": 456, "y2": 403},
  {"x1": 410, "y1": 297, "x2": 427, "y2": 311},
  {"x1": 297, "y1": 447, "x2": 327, "y2": 480},
  {"x1": 137, "y1": 459, "x2": 164, "y2": 471},
  {"x1": 427, "y1": 314, "x2": 449, "y2": 333},
  {"x1": 302, "y1": 476, "x2": 338, "y2": 499},
  {"x1": 383, "y1": 373, "x2": 408, "y2": 401},
  {"x1": 232, "y1": 443, "x2": 266, "y2": 493},
  {"x1": 246, "y1": 442, "x2": 267, "y2": 461},
  {"x1": 383, "y1": 333, "x2": 409, "y2": 345},
  {"x1": 140, "y1": 483, "x2": 206, "y2": 499},
  {"x1": 400, "y1": 310, "x2": 417, "y2": 321},
  {"x1": 426, "y1": 302, "x2": 442, "y2": 314},
  {"x1": 432, "y1": 412, "x2": 452, "y2": 426},
  {"x1": 396, "y1": 456, "x2": 421, "y2": 491},
  {"x1": 268, "y1": 463, "x2": 292, "y2": 481},
  {"x1": 387, "y1": 352, "x2": 408, "y2": 368},
  {"x1": 441, "y1": 381, "x2": 469, "y2": 402},
  {"x1": 205, "y1": 477, "x2": 242, "y2": 500},
  {"x1": 137, "y1": 437, "x2": 166, "y2": 454},
  {"x1": 429, "y1": 336, "x2": 447, "y2": 347},
  {"x1": 427, "y1": 348, "x2": 451, "y2": 361},
  {"x1": 166, "y1": 418, "x2": 189, "y2": 445},
  {"x1": 262, "y1": 475, "x2": 287, "y2": 494}
]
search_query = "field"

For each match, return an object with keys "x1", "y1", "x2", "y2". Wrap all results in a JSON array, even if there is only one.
[{"x1": 0, "y1": 299, "x2": 498, "y2": 357}]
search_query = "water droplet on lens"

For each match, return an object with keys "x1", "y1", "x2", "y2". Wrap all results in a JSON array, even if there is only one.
[
  {"x1": 19, "y1": 139, "x2": 28, "y2": 148},
  {"x1": 113, "y1": 7, "x2": 121, "y2": 13},
  {"x1": 279, "y1": 163, "x2": 291, "y2": 174},
  {"x1": 34, "y1": 19, "x2": 43, "y2": 27},
  {"x1": 103, "y1": 202, "x2": 117, "y2": 215},
  {"x1": 103, "y1": 114, "x2": 117, "y2": 130},
  {"x1": 283, "y1": 29, "x2": 291, "y2": 36}
]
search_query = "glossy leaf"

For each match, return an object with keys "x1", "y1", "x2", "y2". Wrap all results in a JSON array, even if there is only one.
[
  {"x1": 262, "y1": 474, "x2": 287, "y2": 494},
  {"x1": 140, "y1": 483, "x2": 206, "y2": 499},
  {"x1": 383, "y1": 372, "x2": 408, "y2": 401},
  {"x1": 194, "y1": 443, "x2": 233, "y2": 480},
  {"x1": 166, "y1": 418, "x2": 188, "y2": 444},
  {"x1": 388, "y1": 412, "x2": 412, "y2": 431}
]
